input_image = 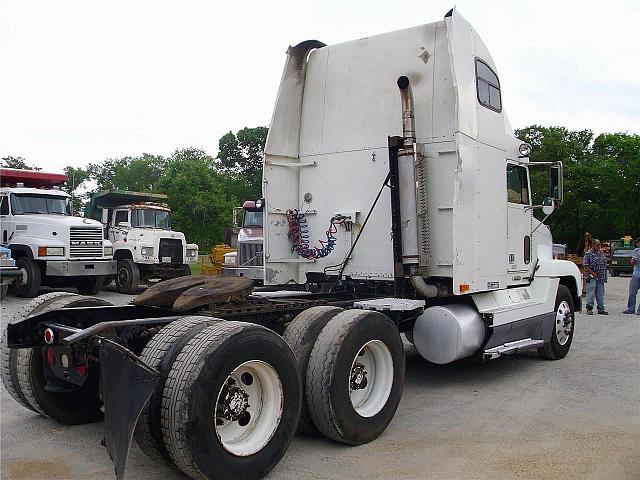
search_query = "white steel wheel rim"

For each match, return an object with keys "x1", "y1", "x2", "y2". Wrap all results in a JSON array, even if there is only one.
[
  {"x1": 349, "y1": 340, "x2": 394, "y2": 418},
  {"x1": 214, "y1": 360, "x2": 283, "y2": 456},
  {"x1": 555, "y1": 301, "x2": 572, "y2": 345}
]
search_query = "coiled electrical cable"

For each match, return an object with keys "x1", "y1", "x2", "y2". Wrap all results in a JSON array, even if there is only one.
[{"x1": 286, "y1": 209, "x2": 347, "y2": 259}]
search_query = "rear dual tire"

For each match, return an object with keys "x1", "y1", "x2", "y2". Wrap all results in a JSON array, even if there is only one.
[
  {"x1": 283, "y1": 306, "x2": 344, "y2": 434},
  {"x1": 135, "y1": 318, "x2": 302, "y2": 480},
  {"x1": 1, "y1": 292, "x2": 109, "y2": 424},
  {"x1": 303, "y1": 309, "x2": 405, "y2": 445}
]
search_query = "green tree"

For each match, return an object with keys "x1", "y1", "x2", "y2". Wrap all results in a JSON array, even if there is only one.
[
  {"x1": 516, "y1": 126, "x2": 640, "y2": 253},
  {"x1": 1, "y1": 156, "x2": 41, "y2": 171},
  {"x1": 87, "y1": 153, "x2": 168, "y2": 192},
  {"x1": 61, "y1": 166, "x2": 90, "y2": 215},
  {"x1": 158, "y1": 148, "x2": 237, "y2": 250},
  {"x1": 216, "y1": 127, "x2": 268, "y2": 200}
]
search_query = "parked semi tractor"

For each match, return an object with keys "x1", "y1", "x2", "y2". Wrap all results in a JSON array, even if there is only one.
[
  {"x1": 0, "y1": 168, "x2": 115, "y2": 297},
  {"x1": 221, "y1": 199, "x2": 264, "y2": 282},
  {"x1": 85, "y1": 190, "x2": 198, "y2": 293},
  {"x1": 2, "y1": 9, "x2": 581, "y2": 480}
]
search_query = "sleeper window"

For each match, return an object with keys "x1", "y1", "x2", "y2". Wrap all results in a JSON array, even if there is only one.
[{"x1": 476, "y1": 58, "x2": 501, "y2": 112}]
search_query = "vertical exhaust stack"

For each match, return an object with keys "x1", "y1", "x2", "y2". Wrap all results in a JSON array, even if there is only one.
[
  {"x1": 396, "y1": 76, "x2": 419, "y2": 268},
  {"x1": 397, "y1": 76, "x2": 436, "y2": 298}
]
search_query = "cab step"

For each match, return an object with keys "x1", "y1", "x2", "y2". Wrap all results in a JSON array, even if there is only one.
[{"x1": 483, "y1": 338, "x2": 544, "y2": 360}]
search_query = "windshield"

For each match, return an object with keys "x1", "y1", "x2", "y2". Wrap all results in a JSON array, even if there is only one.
[
  {"x1": 10, "y1": 194, "x2": 71, "y2": 215},
  {"x1": 131, "y1": 208, "x2": 172, "y2": 229},
  {"x1": 613, "y1": 249, "x2": 634, "y2": 257},
  {"x1": 243, "y1": 209, "x2": 263, "y2": 228}
]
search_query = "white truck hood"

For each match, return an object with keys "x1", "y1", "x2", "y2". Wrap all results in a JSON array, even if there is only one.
[{"x1": 12, "y1": 215, "x2": 103, "y2": 229}]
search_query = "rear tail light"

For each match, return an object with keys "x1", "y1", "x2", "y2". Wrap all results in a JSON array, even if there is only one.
[{"x1": 44, "y1": 328, "x2": 54, "y2": 344}]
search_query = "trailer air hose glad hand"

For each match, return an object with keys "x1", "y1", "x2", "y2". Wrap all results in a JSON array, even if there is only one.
[{"x1": 286, "y1": 209, "x2": 347, "y2": 259}]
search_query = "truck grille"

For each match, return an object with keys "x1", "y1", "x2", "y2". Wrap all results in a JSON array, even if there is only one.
[
  {"x1": 70, "y1": 227, "x2": 103, "y2": 258},
  {"x1": 159, "y1": 239, "x2": 183, "y2": 264},
  {"x1": 238, "y1": 242, "x2": 263, "y2": 267}
]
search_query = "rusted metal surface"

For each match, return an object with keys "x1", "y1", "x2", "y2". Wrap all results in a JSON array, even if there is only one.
[
  {"x1": 171, "y1": 277, "x2": 254, "y2": 312},
  {"x1": 133, "y1": 275, "x2": 253, "y2": 311}
]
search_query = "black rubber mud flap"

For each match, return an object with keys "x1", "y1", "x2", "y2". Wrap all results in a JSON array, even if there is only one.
[{"x1": 99, "y1": 339, "x2": 160, "y2": 480}]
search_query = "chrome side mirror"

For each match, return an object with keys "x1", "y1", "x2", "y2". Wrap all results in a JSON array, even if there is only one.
[{"x1": 542, "y1": 197, "x2": 555, "y2": 216}]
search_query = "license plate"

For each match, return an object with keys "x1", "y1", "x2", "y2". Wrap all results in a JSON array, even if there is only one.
[
  {"x1": 611, "y1": 261, "x2": 618, "y2": 265},
  {"x1": 162, "y1": 257, "x2": 172, "y2": 263}
]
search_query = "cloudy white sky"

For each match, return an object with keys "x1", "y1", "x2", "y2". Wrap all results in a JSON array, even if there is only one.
[{"x1": 1, "y1": 0, "x2": 638, "y2": 172}]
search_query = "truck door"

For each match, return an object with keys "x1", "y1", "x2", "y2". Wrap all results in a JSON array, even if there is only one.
[
  {"x1": 0, "y1": 195, "x2": 11, "y2": 246},
  {"x1": 506, "y1": 163, "x2": 533, "y2": 273},
  {"x1": 111, "y1": 210, "x2": 129, "y2": 243}
]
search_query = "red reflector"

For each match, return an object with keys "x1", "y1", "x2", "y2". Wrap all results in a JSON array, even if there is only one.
[
  {"x1": 44, "y1": 328, "x2": 54, "y2": 344},
  {"x1": 77, "y1": 365, "x2": 88, "y2": 376},
  {"x1": 46, "y1": 348, "x2": 55, "y2": 366}
]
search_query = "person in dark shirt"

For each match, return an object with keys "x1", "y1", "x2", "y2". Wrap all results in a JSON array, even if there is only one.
[{"x1": 583, "y1": 239, "x2": 608, "y2": 315}]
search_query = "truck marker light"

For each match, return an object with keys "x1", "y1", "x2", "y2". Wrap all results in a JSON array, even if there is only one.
[
  {"x1": 44, "y1": 328, "x2": 54, "y2": 344},
  {"x1": 46, "y1": 348, "x2": 55, "y2": 366},
  {"x1": 460, "y1": 284, "x2": 470, "y2": 293},
  {"x1": 61, "y1": 353, "x2": 70, "y2": 368}
]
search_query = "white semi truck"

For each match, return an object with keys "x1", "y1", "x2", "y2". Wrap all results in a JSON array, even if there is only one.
[
  {"x1": 0, "y1": 168, "x2": 116, "y2": 297},
  {"x1": 85, "y1": 190, "x2": 199, "y2": 293},
  {"x1": 2, "y1": 9, "x2": 581, "y2": 480}
]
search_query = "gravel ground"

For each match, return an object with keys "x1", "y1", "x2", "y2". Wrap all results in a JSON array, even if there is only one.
[{"x1": 1, "y1": 278, "x2": 638, "y2": 480}]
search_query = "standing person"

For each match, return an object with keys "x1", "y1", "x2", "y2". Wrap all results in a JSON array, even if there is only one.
[
  {"x1": 583, "y1": 239, "x2": 608, "y2": 315},
  {"x1": 623, "y1": 237, "x2": 640, "y2": 315}
]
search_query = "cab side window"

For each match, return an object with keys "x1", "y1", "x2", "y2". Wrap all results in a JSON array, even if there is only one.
[
  {"x1": 507, "y1": 164, "x2": 530, "y2": 205},
  {"x1": 114, "y1": 210, "x2": 128, "y2": 225},
  {"x1": 476, "y1": 58, "x2": 501, "y2": 112},
  {"x1": 0, "y1": 196, "x2": 8, "y2": 215}
]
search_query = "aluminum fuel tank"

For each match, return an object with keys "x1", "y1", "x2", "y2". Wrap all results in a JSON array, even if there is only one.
[{"x1": 412, "y1": 304, "x2": 485, "y2": 364}]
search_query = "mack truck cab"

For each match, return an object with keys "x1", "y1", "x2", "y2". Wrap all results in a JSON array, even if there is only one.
[
  {"x1": 85, "y1": 190, "x2": 198, "y2": 293},
  {"x1": 221, "y1": 199, "x2": 264, "y2": 283},
  {"x1": 0, "y1": 168, "x2": 116, "y2": 297}
]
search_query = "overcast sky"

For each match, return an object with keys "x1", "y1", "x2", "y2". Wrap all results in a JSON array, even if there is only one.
[{"x1": 1, "y1": 0, "x2": 638, "y2": 172}]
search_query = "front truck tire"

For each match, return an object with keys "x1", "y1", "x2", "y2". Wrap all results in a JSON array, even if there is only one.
[
  {"x1": 1, "y1": 293, "x2": 111, "y2": 424},
  {"x1": 134, "y1": 316, "x2": 220, "y2": 464},
  {"x1": 306, "y1": 309, "x2": 405, "y2": 445},
  {"x1": 538, "y1": 285, "x2": 575, "y2": 360},
  {"x1": 76, "y1": 275, "x2": 104, "y2": 295},
  {"x1": 160, "y1": 321, "x2": 301, "y2": 480},
  {"x1": 13, "y1": 257, "x2": 41, "y2": 298},
  {"x1": 283, "y1": 306, "x2": 344, "y2": 434},
  {"x1": 116, "y1": 259, "x2": 140, "y2": 294}
]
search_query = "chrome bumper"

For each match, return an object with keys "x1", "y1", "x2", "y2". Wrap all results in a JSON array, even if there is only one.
[{"x1": 46, "y1": 260, "x2": 117, "y2": 277}]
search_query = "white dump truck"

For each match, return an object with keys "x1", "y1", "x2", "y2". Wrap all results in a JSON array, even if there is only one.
[
  {"x1": 85, "y1": 190, "x2": 199, "y2": 293},
  {"x1": 0, "y1": 168, "x2": 116, "y2": 297},
  {"x1": 2, "y1": 9, "x2": 581, "y2": 480}
]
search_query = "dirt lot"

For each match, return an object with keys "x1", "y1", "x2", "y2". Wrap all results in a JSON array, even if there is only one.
[{"x1": 1, "y1": 279, "x2": 638, "y2": 480}]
